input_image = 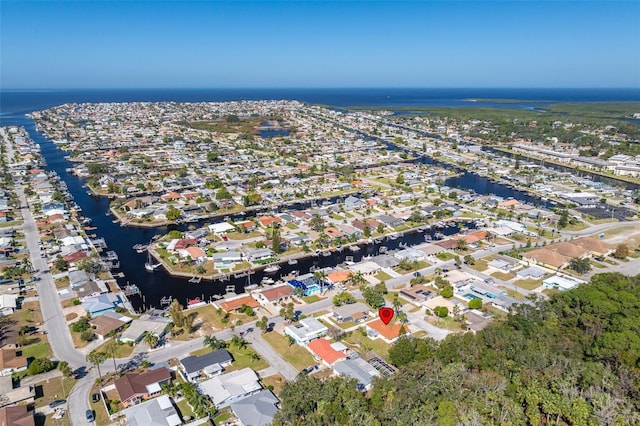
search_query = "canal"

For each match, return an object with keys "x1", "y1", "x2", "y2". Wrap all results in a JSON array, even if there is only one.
[{"x1": 13, "y1": 115, "x2": 540, "y2": 311}]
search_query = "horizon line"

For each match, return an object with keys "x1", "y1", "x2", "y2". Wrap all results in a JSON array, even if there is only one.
[{"x1": 2, "y1": 87, "x2": 640, "y2": 91}]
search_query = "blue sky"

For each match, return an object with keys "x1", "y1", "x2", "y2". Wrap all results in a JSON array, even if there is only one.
[{"x1": 1, "y1": 1, "x2": 639, "y2": 88}]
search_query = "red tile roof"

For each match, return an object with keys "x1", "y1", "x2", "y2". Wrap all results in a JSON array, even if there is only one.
[{"x1": 307, "y1": 338, "x2": 347, "y2": 365}]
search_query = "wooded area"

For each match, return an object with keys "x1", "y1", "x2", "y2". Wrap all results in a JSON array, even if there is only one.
[{"x1": 273, "y1": 272, "x2": 640, "y2": 425}]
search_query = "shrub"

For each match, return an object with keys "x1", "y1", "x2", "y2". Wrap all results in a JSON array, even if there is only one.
[
  {"x1": 71, "y1": 317, "x2": 90, "y2": 333},
  {"x1": 28, "y1": 358, "x2": 54, "y2": 375}
]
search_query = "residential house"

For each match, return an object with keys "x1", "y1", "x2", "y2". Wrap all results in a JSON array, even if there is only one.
[
  {"x1": 199, "y1": 368, "x2": 262, "y2": 408},
  {"x1": 252, "y1": 285, "x2": 294, "y2": 309},
  {"x1": 123, "y1": 394, "x2": 182, "y2": 426},
  {"x1": 571, "y1": 237, "x2": 615, "y2": 257},
  {"x1": 366, "y1": 319, "x2": 404, "y2": 343},
  {"x1": 375, "y1": 215, "x2": 404, "y2": 228},
  {"x1": 179, "y1": 349, "x2": 233, "y2": 382},
  {"x1": 333, "y1": 358, "x2": 381, "y2": 391},
  {"x1": 229, "y1": 389, "x2": 279, "y2": 426},
  {"x1": 0, "y1": 375, "x2": 35, "y2": 408},
  {"x1": 114, "y1": 367, "x2": 172, "y2": 407},
  {"x1": 89, "y1": 314, "x2": 130, "y2": 340},
  {"x1": 399, "y1": 285, "x2": 433, "y2": 304},
  {"x1": 542, "y1": 275, "x2": 582, "y2": 291},
  {"x1": 216, "y1": 295, "x2": 260, "y2": 313},
  {"x1": 332, "y1": 302, "x2": 370, "y2": 323},
  {"x1": 81, "y1": 293, "x2": 122, "y2": 317},
  {"x1": 306, "y1": 338, "x2": 347, "y2": 366},
  {"x1": 283, "y1": 317, "x2": 328, "y2": 345},
  {"x1": 119, "y1": 316, "x2": 170, "y2": 343},
  {"x1": 522, "y1": 248, "x2": 572, "y2": 270},
  {"x1": 0, "y1": 406, "x2": 35, "y2": 426},
  {"x1": 0, "y1": 294, "x2": 17, "y2": 316},
  {"x1": 0, "y1": 348, "x2": 27, "y2": 377}
]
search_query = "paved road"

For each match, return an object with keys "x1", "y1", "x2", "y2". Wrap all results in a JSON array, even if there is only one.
[{"x1": 1, "y1": 128, "x2": 86, "y2": 368}]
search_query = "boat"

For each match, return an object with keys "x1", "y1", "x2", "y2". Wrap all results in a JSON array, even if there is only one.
[
  {"x1": 234, "y1": 272, "x2": 248, "y2": 278},
  {"x1": 260, "y1": 277, "x2": 275, "y2": 285},
  {"x1": 387, "y1": 232, "x2": 398, "y2": 240},
  {"x1": 321, "y1": 250, "x2": 331, "y2": 257},
  {"x1": 144, "y1": 250, "x2": 161, "y2": 272},
  {"x1": 188, "y1": 276, "x2": 202, "y2": 283},
  {"x1": 287, "y1": 258, "x2": 298, "y2": 265},
  {"x1": 349, "y1": 245, "x2": 360, "y2": 252},
  {"x1": 335, "y1": 245, "x2": 343, "y2": 252},
  {"x1": 379, "y1": 246, "x2": 388, "y2": 253},
  {"x1": 264, "y1": 264, "x2": 281, "y2": 273},
  {"x1": 312, "y1": 250, "x2": 321, "y2": 257},
  {"x1": 187, "y1": 297, "x2": 201, "y2": 306}
]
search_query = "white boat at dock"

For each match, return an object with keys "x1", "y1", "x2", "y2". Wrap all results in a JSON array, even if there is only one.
[
  {"x1": 287, "y1": 258, "x2": 298, "y2": 265},
  {"x1": 264, "y1": 264, "x2": 281, "y2": 273},
  {"x1": 348, "y1": 245, "x2": 360, "y2": 252},
  {"x1": 188, "y1": 276, "x2": 202, "y2": 283},
  {"x1": 260, "y1": 277, "x2": 275, "y2": 285}
]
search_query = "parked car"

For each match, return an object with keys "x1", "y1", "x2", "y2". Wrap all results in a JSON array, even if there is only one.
[
  {"x1": 86, "y1": 410, "x2": 95, "y2": 422},
  {"x1": 49, "y1": 399, "x2": 66, "y2": 408},
  {"x1": 91, "y1": 393, "x2": 100, "y2": 403}
]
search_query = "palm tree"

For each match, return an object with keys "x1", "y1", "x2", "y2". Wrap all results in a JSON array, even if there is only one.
[
  {"x1": 349, "y1": 271, "x2": 366, "y2": 288},
  {"x1": 204, "y1": 335, "x2": 227, "y2": 350},
  {"x1": 103, "y1": 339, "x2": 119, "y2": 374},
  {"x1": 86, "y1": 350, "x2": 107, "y2": 384},
  {"x1": 143, "y1": 332, "x2": 159, "y2": 349},
  {"x1": 231, "y1": 335, "x2": 247, "y2": 350}
]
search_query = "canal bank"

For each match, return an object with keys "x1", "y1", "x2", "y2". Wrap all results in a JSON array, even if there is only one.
[{"x1": 11, "y1": 114, "x2": 552, "y2": 312}]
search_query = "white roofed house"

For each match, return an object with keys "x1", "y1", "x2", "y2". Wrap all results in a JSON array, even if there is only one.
[
  {"x1": 198, "y1": 367, "x2": 263, "y2": 408},
  {"x1": 283, "y1": 317, "x2": 328, "y2": 345},
  {"x1": 208, "y1": 222, "x2": 236, "y2": 235}
]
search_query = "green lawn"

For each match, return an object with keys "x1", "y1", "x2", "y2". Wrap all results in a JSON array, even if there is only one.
[
  {"x1": 175, "y1": 398, "x2": 195, "y2": 420},
  {"x1": 302, "y1": 295, "x2": 323, "y2": 304},
  {"x1": 21, "y1": 338, "x2": 52, "y2": 359},
  {"x1": 467, "y1": 259, "x2": 489, "y2": 272},
  {"x1": 491, "y1": 271, "x2": 516, "y2": 281},
  {"x1": 94, "y1": 340, "x2": 134, "y2": 358},
  {"x1": 261, "y1": 332, "x2": 314, "y2": 371},
  {"x1": 375, "y1": 271, "x2": 393, "y2": 281},
  {"x1": 227, "y1": 344, "x2": 270, "y2": 372},
  {"x1": 34, "y1": 376, "x2": 78, "y2": 408},
  {"x1": 383, "y1": 293, "x2": 410, "y2": 306},
  {"x1": 513, "y1": 278, "x2": 543, "y2": 290},
  {"x1": 342, "y1": 329, "x2": 391, "y2": 359}
]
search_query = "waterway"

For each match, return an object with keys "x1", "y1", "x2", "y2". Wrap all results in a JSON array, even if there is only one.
[{"x1": 7, "y1": 115, "x2": 554, "y2": 311}]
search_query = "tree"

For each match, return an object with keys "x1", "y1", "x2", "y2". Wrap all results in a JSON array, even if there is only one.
[
  {"x1": 204, "y1": 335, "x2": 228, "y2": 350},
  {"x1": 271, "y1": 225, "x2": 282, "y2": 254},
  {"x1": 55, "y1": 257, "x2": 69, "y2": 272},
  {"x1": 28, "y1": 358, "x2": 54, "y2": 375},
  {"x1": 333, "y1": 291, "x2": 356, "y2": 306},
  {"x1": 280, "y1": 303, "x2": 295, "y2": 322},
  {"x1": 57, "y1": 360, "x2": 73, "y2": 378},
  {"x1": 231, "y1": 334, "x2": 248, "y2": 349},
  {"x1": 569, "y1": 257, "x2": 592, "y2": 274},
  {"x1": 103, "y1": 339, "x2": 119, "y2": 374},
  {"x1": 468, "y1": 298, "x2": 482, "y2": 310},
  {"x1": 388, "y1": 336, "x2": 417, "y2": 367},
  {"x1": 308, "y1": 214, "x2": 325, "y2": 232},
  {"x1": 362, "y1": 284, "x2": 385, "y2": 309},
  {"x1": 613, "y1": 244, "x2": 630, "y2": 260},
  {"x1": 439, "y1": 285, "x2": 454, "y2": 299},
  {"x1": 165, "y1": 206, "x2": 181, "y2": 221},
  {"x1": 257, "y1": 316, "x2": 269, "y2": 332},
  {"x1": 144, "y1": 331, "x2": 159, "y2": 348},
  {"x1": 86, "y1": 351, "x2": 107, "y2": 383},
  {"x1": 433, "y1": 306, "x2": 449, "y2": 318},
  {"x1": 456, "y1": 239, "x2": 469, "y2": 251},
  {"x1": 168, "y1": 299, "x2": 185, "y2": 328},
  {"x1": 396, "y1": 173, "x2": 405, "y2": 185}
]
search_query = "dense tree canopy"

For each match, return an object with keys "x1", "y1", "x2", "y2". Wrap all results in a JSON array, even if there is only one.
[{"x1": 274, "y1": 273, "x2": 640, "y2": 425}]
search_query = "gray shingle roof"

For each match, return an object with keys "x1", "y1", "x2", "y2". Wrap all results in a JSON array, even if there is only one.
[{"x1": 180, "y1": 349, "x2": 233, "y2": 374}]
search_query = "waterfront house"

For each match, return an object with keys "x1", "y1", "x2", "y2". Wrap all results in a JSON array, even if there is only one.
[
  {"x1": 198, "y1": 368, "x2": 262, "y2": 408},
  {"x1": 114, "y1": 366, "x2": 172, "y2": 407},
  {"x1": 242, "y1": 248, "x2": 274, "y2": 263},
  {"x1": 216, "y1": 295, "x2": 260, "y2": 313},
  {"x1": 119, "y1": 316, "x2": 169, "y2": 343},
  {"x1": 376, "y1": 215, "x2": 404, "y2": 228},
  {"x1": 211, "y1": 251, "x2": 243, "y2": 270},
  {"x1": 179, "y1": 349, "x2": 233, "y2": 382},
  {"x1": 253, "y1": 284, "x2": 295, "y2": 309},
  {"x1": 68, "y1": 270, "x2": 90, "y2": 288},
  {"x1": 284, "y1": 317, "x2": 328, "y2": 345},
  {"x1": 208, "y1": 222, "x2": 236, "y2": 236},
  {"x1": 75, "y1": 281, "x2": 107, "y2": 301}
]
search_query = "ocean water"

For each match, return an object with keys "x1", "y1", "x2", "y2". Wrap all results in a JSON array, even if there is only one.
[{"x1": 1, "y1": 88, "x2": 639, "y2": 121}]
